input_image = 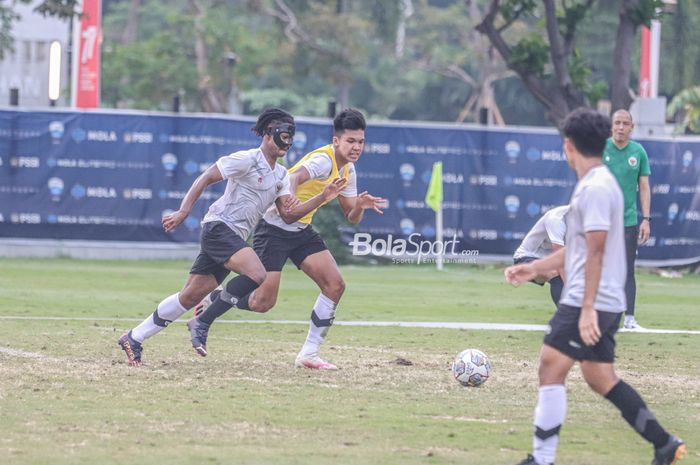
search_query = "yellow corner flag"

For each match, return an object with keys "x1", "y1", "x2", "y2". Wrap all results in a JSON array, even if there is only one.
[{"x1": 425, "y1": 162, "x2": 443, "y2": 212}]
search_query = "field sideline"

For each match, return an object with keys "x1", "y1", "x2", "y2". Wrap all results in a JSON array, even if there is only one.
[{"x1": 1, "y1": 258, "x2": 698, "y2": 465}]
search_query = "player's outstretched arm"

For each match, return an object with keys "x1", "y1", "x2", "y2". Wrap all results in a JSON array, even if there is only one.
[
  {"x1": 338, "y1": 191, "x2": 386, "y2": 224},
  {"x1": 162, "y1": 164, "x2": 223, "y2": 232},
  {"x1": 276, "y1": 176, "x2": 349, "y2": 224},
  {"x1": 504, "y1": 247, "x2": 566, "y2": 287}
]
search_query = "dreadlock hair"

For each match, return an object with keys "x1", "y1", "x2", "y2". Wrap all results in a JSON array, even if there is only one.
[
  {"x1": 333, "y1": 108, "x2": 366, "y2": 135},
  {"x1": 252, "y1": 108, "x2": 294, "y2": 137}
]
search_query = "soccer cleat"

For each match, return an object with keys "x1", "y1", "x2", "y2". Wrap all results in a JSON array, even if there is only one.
[
  {"x1": 294, "y1": 354, "x2": 338, "y2": 370},
  {"x1": 623, "y1": 317, "x2": 645, "y2": 330},
  {"x1": 513, "y1": 454, "x2": 550, "y2": 465},
  {"x1": 652, "y1": 436, "x2": 686, "y2": 465},
  {"x1": 118, "y1": 331, "x2": 143, "y2": 366},
  {"x1": 186, "y1": 317, "x2": 210, "y2": 357}
]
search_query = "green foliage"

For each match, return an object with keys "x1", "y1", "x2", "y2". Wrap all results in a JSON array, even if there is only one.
[
  {"x1": 667, "y1": 86, "x2": 700, "y2": 134},
  {"x1": 310, "y1": 202, "x2": 353, "y2": 265},
  {"x1": 586, "y1": 80, "x2": 609, "y2": 107},
  {"x1": 33, "y1": 0, "x2": 79, "y2": 19},
  {"x1": 0, "y1": 0, "x2": 78, "y2": 58},
  {"x1": 659, "y1": 0, "x2": 700, "y2": 99},
  {"x1": 509, "y1": 33, "x2": 549, "y2": 76},
  {"x1": 628, "y1": 0, "x2": 665, "y2": 27},
  {"x1": 0, "y1": 4, "x2": 22, "y2": 59},
  {"x1": 499, "y1": 0, "x2": 537, "y2": 22},
  {"x1": 102, "y1": 1, "x2": 200, "y2": 110},
  {"x1": 568, "y1": 48, "x2": 607, "y2": 106},
  {"x1": 557, "y1": 0, "x2": 590, "y2": 37},
  {"x1": 241, "y1": 89, "x2": 329, "y2": 117}
]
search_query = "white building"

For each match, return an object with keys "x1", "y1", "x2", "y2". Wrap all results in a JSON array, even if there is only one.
[{"x1": 0, "y1": 1, "x2": 71, "y2": 107}]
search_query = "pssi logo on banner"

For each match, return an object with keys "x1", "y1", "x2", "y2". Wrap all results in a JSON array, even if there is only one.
[
  {"x1": 10, "y1": 157, "x2": 40, "y2": 168},
  {"x1": 349, "y1": 232, "x2": 469, "y2": 264},
  {"x1": 124, "y1": 132, "x2": 153, "y2": 144}
]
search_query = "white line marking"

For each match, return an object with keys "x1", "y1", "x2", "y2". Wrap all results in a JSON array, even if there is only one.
[
  {"x1": 0, "y1": 346, "x2": 62, "y2": 362},
  {"x1": 0, "y1": 316, "x2": 698, "y2": 334}
]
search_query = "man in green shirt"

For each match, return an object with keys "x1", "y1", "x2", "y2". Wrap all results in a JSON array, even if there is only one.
[{"x1": 603, "y1": 110, "x2": 652, "y2": 330}]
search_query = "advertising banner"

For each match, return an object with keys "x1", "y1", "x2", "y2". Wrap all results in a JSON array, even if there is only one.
[{"x1": 0, "y1": 110, "x2": 698, "y2": 265}]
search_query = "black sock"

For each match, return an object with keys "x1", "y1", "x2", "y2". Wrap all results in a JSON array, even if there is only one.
[
  {"x1": 198, "y1": 275, "x2": 259, "y2": 325},
  {"x1": 605, "y1": 380, "x2": 670, "y2": 448},
  {"x1": 235, "y1": 292, "x2": 252, "y2": 310}
]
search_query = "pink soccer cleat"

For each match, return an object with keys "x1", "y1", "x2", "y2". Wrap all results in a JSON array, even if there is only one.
[{"x1": 294, "y1": 354, "x2": 338, "y2": 370}]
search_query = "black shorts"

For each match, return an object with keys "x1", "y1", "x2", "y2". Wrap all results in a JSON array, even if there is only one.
[
  {"x1": 543, "y1": 304, "x2": 622, "y2": 363},
  {"x1": 253, "y1": 220, "x2": 328, "y2": 272},
  {"x1": 190, "y1": 221, "x2": 251, "y2": 284}
]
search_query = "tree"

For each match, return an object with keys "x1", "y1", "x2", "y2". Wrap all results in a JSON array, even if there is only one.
[
  {"x1": 102, "y1": 0, "x2": 259, "y2": 112},
  {"x1": 475, "y1": 0, "x2": 664, "y2": 125},
  {"x1": 0, "y1": 0, "x2": 79, "y2": 59},
  {"x1": 667, "y1": 86, "x2": 700, "y2": 134},
  {"x1": 406, "y1": 0, "x2": 515, "y2": 124}
]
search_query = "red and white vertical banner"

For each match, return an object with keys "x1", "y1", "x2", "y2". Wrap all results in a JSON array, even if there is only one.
[
  {"x1": 71, "y1": 0, "x2": 102, "y2": 108},
  {"x1": 639, "y1": 20, "x2": 661, "y2": 98}
]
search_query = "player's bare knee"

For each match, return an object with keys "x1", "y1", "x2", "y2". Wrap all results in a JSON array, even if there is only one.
[
  {"x1": 323, "y1": 278, "x2": 345, "y2": 301},
  {"x1": 178, "y1": 289, "x2": 202, "y2": 309},
  {"x1": 581, "y1": 365, "x2": 618, "y2": 395},
  {"x1": 538, "y1": 354, "x2": 567, "y2": 385}
]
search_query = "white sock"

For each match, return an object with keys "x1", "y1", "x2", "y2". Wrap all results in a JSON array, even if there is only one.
[
  {"x1": 533, "y1": 384, "x2": 567, "y2": 465},
  {"x1": 299, "y1": 293, "x2": 337, "y2": 357},
  {"x1": 625, "y1": 315, "x2": 635, "y2": 324},
  {"x1": 131, "y1": 293, "x2": 188, "y2": 343}
]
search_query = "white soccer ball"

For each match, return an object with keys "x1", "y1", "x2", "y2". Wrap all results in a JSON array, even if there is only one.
[{"x1": 452, "y1": 348, "x2": 491, "y2": 387}]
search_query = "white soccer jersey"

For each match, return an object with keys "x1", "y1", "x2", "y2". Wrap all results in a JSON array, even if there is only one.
[
  {"x1": 263, "y1": 150, "x2": 357, "y2": 231},
  {"x1": 513, "y1": 205, "x2": 570, "y2": 260},
  {"x1": 202, "y1": 148, "x2": 290, "y2": 240},
  {"x1": 559, "y1": 165, "x2": 627, "y2": 313}
]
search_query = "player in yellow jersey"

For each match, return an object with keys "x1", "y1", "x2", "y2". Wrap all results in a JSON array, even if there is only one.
[{"x1": 189, "y1": 109, "x2": 385, "y2": 369}]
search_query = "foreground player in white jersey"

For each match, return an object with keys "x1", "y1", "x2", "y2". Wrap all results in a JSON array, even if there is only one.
[
  {"x1": 190, "y1": 109, "x2": 385, "y2": 370},
  {"x1": 118, "y1": 108, "x2": 346, "y2": 366},
  {"x1": 513, "y1": 205, "x2": 569, "y2": 306},
  {"x1": 505, "y1": 109, "x2": 684, "y2": 465}
]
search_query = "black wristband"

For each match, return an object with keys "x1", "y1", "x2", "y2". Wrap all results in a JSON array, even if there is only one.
[{"x1": 642, "y1": 217, "x2": 651, "y2": 222}]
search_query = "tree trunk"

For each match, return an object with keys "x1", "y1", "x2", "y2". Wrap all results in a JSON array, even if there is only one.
[
  {"x1": 395, "y1": 0, "x2": 413, "y2": 58},
  {"x1": 611, "y1": 0, "x2": 640, "y2": 111},
  {"x1": 476, "y1": 0, "x2": 573, "y2": 126},
  {"x1": 120, "y1": 0, "x2": 140, "y2": 45},
  {"x1": 190, "y1": 0, "x2": 227, "y2": 113},
  {"x1": 337, "y1": 81, "x2": 350, "y2": 110}
]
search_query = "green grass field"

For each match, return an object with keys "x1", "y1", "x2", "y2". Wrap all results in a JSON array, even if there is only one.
[{"x1": 1, "y1": 258, "x2": 698, "y2": 465}]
